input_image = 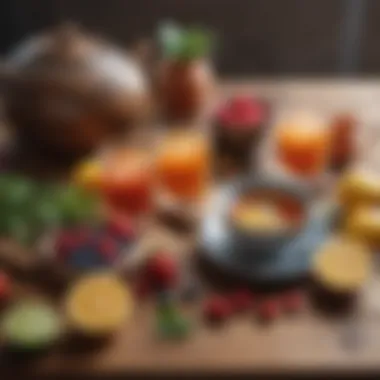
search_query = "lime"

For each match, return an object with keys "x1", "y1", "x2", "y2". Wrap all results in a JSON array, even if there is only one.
[{"x1": 2, "y1": 300, "x2": 62, "y2": 350}]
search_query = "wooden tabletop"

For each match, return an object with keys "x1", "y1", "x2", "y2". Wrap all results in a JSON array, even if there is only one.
[{"x1": 5, "y1": 80, "x2": 380, "y2": 378}]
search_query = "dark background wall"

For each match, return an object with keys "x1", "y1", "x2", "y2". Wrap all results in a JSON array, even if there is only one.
[{"x1": 0, "y1": 0, "x2": 376, "y2": 76}]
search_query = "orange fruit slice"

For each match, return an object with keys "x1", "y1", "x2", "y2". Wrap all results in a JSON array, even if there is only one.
[
  {"x1": 65, "y1": 272, "x2": 133, "y2": 335},
  {"x1": 313, "y1": 236, "x2": 371, "y2": 293}
]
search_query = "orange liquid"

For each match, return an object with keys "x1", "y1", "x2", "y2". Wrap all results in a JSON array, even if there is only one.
[
  {"x1": 276, "y1": 123, "x2": 330, "y2": 177},
  {"x1": 102, "y1": 149, "x2": 153, "y2": 215},
  {"x1": 156, "y1": 132, "x2": 210, "y2": 200}
]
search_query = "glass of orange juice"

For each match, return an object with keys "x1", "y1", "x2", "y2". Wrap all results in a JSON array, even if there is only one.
[
  {"x1": 101, "y1": 147, "x2": 153, "y2": 216},
  {"x1": 155, "y1": 130, "x2": 210, "y2": 202},
  {"x1": 275, "y1": 114, "x2": 330, "y2": 178}
]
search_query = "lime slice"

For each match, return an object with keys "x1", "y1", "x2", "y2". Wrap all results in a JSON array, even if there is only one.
[{"x1": 2, "y1": 301, "x2": 62, "y2": 349}]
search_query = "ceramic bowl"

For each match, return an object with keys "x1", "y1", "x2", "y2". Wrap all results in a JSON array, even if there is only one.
[{"x1": 227, "y1": 176, "x2": 311, "y2": 261}]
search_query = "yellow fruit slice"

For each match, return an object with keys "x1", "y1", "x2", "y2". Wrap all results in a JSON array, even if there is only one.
[
  {"x1": 345, "y1": 205, "x2": 380, "y2": 245},
  {"x1": 338, "y1": 169, "x2": 380, "y2": 209},
  {"x1": 73, "y1": 160, "x2": 103, "y2": 191},
  {"x1": 65, "y1": 272, "x2": 133, "y2": 335},
  {"x1": 313, "y1": 236, "x2": 371, "y2": 292}
]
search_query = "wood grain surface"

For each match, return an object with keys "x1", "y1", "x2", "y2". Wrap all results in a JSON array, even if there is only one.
[{"x1": 4, "y1": 80, "x2": 380, "y2": 378}]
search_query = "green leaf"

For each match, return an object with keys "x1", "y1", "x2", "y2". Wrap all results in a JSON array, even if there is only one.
[
  {"x1": 55, "y1": 185, "x2": 100, "y2": 227},
  {"x1": 35, "y1": 200, "x2": 61, "y2": 229},
  {"x1": 0, "y1": 176, "x2": 39, "y2": 244},
  {"x1": 156, "y1": 313, "x2": 191, "y2": 340},
  {"x1": 0, "y1": 177, "x2": 100, "y2": 243},
  {"x1": 1, "y1": 176, "x2": 36, "y2": 212},
  {"x1": 180, "y1": 27, "x2": 213, "y2": 60},
  {"x1": 158, "y1": 22, "x2": 183, "y2": 58}
]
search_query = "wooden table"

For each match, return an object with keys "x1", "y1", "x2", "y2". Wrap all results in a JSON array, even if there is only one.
[{"x1": 5, "y1": 80, "x2": 380, "y2": 378}]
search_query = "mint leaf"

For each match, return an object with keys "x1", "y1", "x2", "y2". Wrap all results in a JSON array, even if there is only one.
[
  {"x1": 158, "y1": 23, "x2": 214, "y2": 60},
  {"x1": 182, "y1": 28, "x2": 207, "y2": 59},
  {"x1": 158, "y1": 22, "x2": 183, "y2": 58}
]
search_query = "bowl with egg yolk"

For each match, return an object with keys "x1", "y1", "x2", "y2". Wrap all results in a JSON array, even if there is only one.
[{"x1": 228, "y1": 177, "x2": 310, "y2": 258}]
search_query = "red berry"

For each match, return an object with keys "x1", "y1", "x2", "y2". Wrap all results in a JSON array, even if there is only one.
[
  {"x1": 232, "y1": 97, "x2": 253, "y2": 113},
  {"x1": 0, "y1": 272, "x2": 12, "y2": 301},
  {"x1": 203, "y1": 295, "x2": 232, "y2": 322},
  {"x1": 108, "y1": 217, "x2": 136, "y2": 239},
  {"x1": 55, "y1": 232, "x2": 77, "y2": 260},
  {"x1": 145, "y1": 254, "x2": 178, "y2": 289},
  {"x1": 98, "y1": 237, "x2": 117, "y2": 261},
  {"x1": 282, "y1": 291, "x2": 304, "y2": 313},
  {"x1": 229, "y1": 97, "x2": 264, "y2": 126},
  {"x1": 258, "y1": 298, "x2": 280, "y2": 322},
  {"x1": 229, "y1": 289, "x2": 255, "y2": 313},
  {"x1": 74, "y1": 227, "x2": 91, "y2": 245}
]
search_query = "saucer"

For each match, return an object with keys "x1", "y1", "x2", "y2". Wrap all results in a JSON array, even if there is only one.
[{"x1": 199, "y1": 185, "x2": 334, "y2": 283}]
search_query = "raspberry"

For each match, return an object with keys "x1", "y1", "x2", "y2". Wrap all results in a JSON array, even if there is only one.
[
  {"x1": 108, "y1": 217, "x2": 136, "y2": 239},
  {"x1": 98, "y1": 237, "x2": 117, "y2": 261},
  {"x1": 74, "y1": 227, "x2": 91, "y2": 245},
  {"x1": 229, "y1": 289, "x2": 255, "y2": 313},
  {"x1": 281, "y1": 291, "x2": 304, "y2": 314},
  {"x1": 54, "y1": 231, "x2": 77, "y2": 260},
  {"x1": 232, "y1": 96, "x2": 253, "y2": 113},
  {"x1": 203, "y1": 295, "x2": 232, "y2": 322},
  {"x1": 145, "y1": 253, "x2": 178, "y2": 289},
  {"x1": 227, "y1": 96, "x2": 265, "y2": 127},
  {"x1": 258, "y1": 298, "x2": 280, "y2": 322}
]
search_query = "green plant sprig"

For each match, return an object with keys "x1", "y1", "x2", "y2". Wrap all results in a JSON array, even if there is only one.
[
  {"x1": 158, "y1": 22, "x2": 214, "y2": 61},
  {"x1": 0, "y1": 175, "x2": 100, "y2": 247}
]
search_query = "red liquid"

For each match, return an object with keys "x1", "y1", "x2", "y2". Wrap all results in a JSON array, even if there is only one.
[{"x1": 102, "y1": 150, "x2": 153, "y2": 215}]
